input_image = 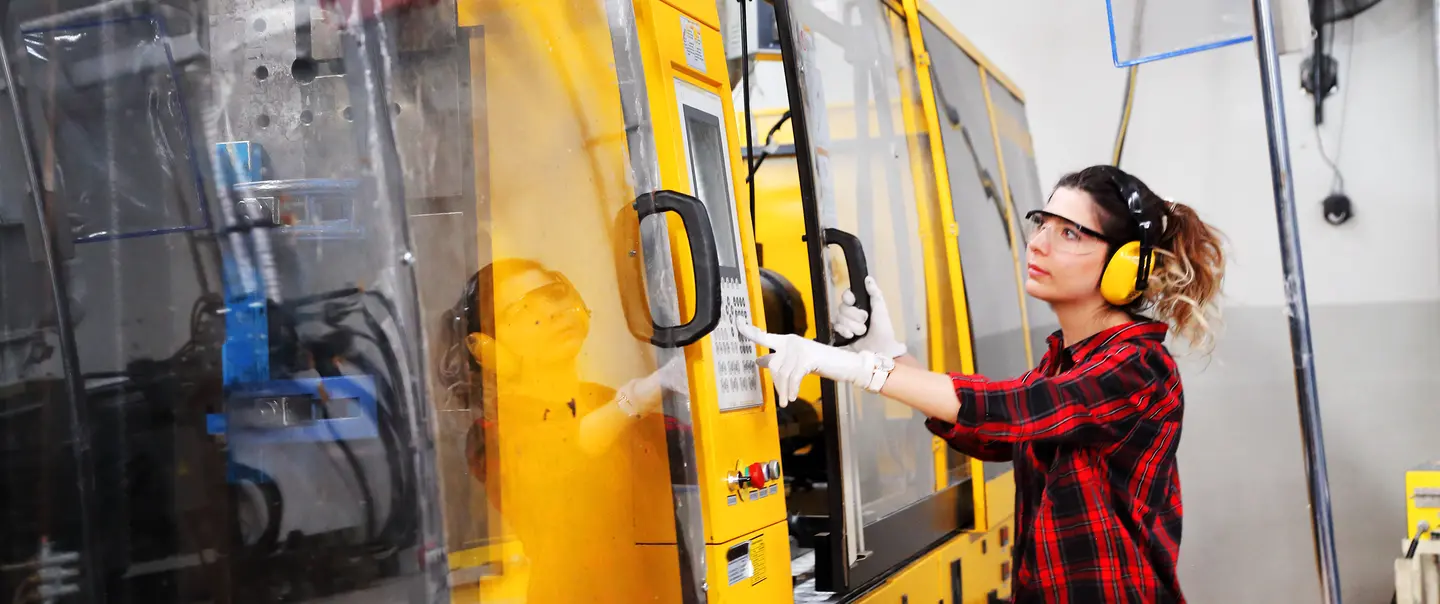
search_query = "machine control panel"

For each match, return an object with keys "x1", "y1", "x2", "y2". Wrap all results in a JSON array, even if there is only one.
[
  {"x1": 727, "y1": 459, "x2": 781, "y2": 492},
  {"x1": 674, "y1": 81, "x2": 764, "y2": 413}
]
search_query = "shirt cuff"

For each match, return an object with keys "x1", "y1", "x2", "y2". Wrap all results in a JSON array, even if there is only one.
[
  {"x1": 923, "y1": 416, "x2": 957, "y2": 439},
  {"x1": 950, "y1": 373, "x2": 987, "y2": 428}
]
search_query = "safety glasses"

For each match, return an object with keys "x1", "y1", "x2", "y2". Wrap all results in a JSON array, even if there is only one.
[
  {"x1": 1023, "y1": 210, "x2": 1116, "y2": 256},
  {"x1": 496, "y1": 269, "x2": 592, "y2": 323}
]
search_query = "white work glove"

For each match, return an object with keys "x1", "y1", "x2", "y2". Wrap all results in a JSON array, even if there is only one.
[
  {"x1": 737, "y1": 323, "x2": 884, "y2": 406},
  {"x1": 616, "y1": 355, "x2": 687, "y2": 417},
  {"x1": 832, "y1": 276, "x2": 907, "y2": 359}
]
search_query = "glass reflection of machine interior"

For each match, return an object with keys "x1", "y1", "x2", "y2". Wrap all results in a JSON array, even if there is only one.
[{"x1": 0, "y1": 0, "x2": 463, "y2": 600}]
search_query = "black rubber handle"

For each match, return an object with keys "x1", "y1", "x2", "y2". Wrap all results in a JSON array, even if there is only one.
[
  {"x1": 823, "y1": 227, "x2": 870, "y2": 347},
  {"x1": 633, "y1": 190, "x2": 723, "y2": 348}
]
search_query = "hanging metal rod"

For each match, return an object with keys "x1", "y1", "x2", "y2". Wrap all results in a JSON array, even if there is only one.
[{"x1": 1249, "y1": 0, "x2": 1343, "y2": 602}]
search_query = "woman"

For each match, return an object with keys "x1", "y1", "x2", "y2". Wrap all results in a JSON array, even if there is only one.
[
  {"x1": 437, "y1": 259, "x2": 679, "y2": 602},
  {"x1": 739, "y1": 165, "x2": 1225, "y2": 603}
]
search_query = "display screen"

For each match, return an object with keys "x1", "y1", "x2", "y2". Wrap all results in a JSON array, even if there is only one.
[{"x1": 684, "y1": 106, "x2": 742, "y2": 271}]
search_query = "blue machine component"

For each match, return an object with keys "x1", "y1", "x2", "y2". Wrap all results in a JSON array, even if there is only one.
[
  {"x1": 208, "y1": 143, "x2": 379, "y2": 488},
  {"x1": 215, "y1": 141, "x2": 271, "y2": 388},
  {"x1": 206, "y1": 375, "x2": 380, "y2": 444},
  {"x1": 232, "y1": 178, "x2": 365, "y2": 241}
]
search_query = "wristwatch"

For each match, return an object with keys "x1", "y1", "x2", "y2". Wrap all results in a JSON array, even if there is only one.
[{"x1": 862, "y1": 353, "x2": 896, "y2": 393}]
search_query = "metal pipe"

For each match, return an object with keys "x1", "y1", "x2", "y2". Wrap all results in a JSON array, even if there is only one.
[{"x1": 1249, "y1": 0, "x2": 1343, "y2": 602}]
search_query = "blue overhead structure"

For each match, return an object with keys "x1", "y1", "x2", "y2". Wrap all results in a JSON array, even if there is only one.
[{"x1": 1104, "y1": 0, "x2": 1255, "y2": 67}]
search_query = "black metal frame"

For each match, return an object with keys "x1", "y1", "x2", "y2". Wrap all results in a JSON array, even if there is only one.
[
  {"x1": 771, "y1": 0, "x2": 975, "y2": 594},
  {"x1": 771, "y1": 0, "x2": 850, "y2": 589},
  {"x1": 815, "y1": 480, "x2": 976, "y2": 594}
]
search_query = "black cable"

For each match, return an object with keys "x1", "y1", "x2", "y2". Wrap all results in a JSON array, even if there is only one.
[
  {"x1": 352, "y1": 295, "x2": 419, "y2": 545},
  {"x1": 1313, "y1": 18, "x2": 1352, "y2": 193},
  {"x1": 1392, "y1": 521, "x2": 1431, "y2": 604},
  {"x1": 336, "y1": 351, "x2": 409, "y2": 548},
  {"x1": 746, "y1": 110, "x2": 792, "y2": 184},
  {"x1": 309, "y1": 338, "x2": 379, "y2": 542},
  {"x1": 290, "y1": 290, "x2": 417, "y2": 548},
  {"x1": 1407, "y1": 521, "x2": 1430, "y2": 559},
  {"x1": 319, "y1": 298, "x2": 416, "y2": 546},
  {"x1": 740, "y1": 0, "x2": 757, "y2": 232}
]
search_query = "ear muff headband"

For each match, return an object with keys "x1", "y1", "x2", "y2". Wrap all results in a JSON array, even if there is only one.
[{"x1": 1099, "y1": 171, "x2": 1162, "y2": 305}]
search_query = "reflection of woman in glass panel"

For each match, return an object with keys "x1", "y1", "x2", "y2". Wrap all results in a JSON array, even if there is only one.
[
  {"x1": 741, "y1": 166, "x2": 1225, "y2": 603},
  {"x1": 439, "y1": 258, "x2": 680, "y2": 602}
]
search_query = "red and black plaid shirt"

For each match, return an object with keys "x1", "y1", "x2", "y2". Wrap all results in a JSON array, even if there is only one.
[{"x1": 925, "y1": 320, "x2": 1185, "y2": 603}]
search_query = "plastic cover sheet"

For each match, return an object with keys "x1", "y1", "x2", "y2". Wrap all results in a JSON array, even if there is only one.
[
  {"x1": 780, "y1": 0, "x2": 937, "y2": 535},
  {"x1": 1106, "y1": 0, "x2": 1254, "y2": 67},
  {"x1": 0, "y1": 0, "x2": 703, "y2": 602}
]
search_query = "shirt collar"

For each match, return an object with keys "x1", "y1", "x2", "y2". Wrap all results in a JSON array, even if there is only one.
[{"x1": 1044, "y1": 320, "x2": 1169, "y2": 367}]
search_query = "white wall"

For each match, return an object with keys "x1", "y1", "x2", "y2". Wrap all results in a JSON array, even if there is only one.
[
  {"x1": 933, "y1": 0, "x2": 1439, "y2": 306},
  {"x1": 930, "y1": 0, "x2": 1440, "y2": 601}
]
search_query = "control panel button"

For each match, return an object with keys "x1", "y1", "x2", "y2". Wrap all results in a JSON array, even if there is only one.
[
  {"x1": 727, "y1": 460, "x2": 783, "y2": 493},
  {"x1": 748, "y1": 462, "x2": 766, "y2": 489}
]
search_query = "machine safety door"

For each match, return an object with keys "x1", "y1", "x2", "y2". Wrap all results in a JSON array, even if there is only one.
[{"x1": 773, "y1": 0, "x2": 945, "y2": 589}]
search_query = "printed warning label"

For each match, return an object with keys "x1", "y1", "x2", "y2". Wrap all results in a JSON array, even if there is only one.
[
  {"x1": 681, "y1": 15, "x2": 706, "y2": 73},
  {"x1": 726, "y1": 541, "x2": 753, "y2": 586}
]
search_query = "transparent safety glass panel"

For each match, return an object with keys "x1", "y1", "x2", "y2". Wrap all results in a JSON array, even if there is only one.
[
  {"x1": 0, "y1": 0, "x2": 465, "y2": 600},
  {"x1": 920, "y1": 21, "x2": 1029, "y2": 384},
  {"x1": 782, "y1": 0, "x2": 936, "y2": 542},
  {"x1": 675, "y1": 83, "x2": 763, "y2": 412},
  {"x1": 443, "y1": 2, "x2": 698, "y2": 603},
  {"x1": 1106, "y1": 0, "x2": 1254, "y2": 67},
  {"x1": 0, "y1": 57, "x2": 97, "y2": 604},
  {"x1": 888, "y1": 15, "x2": 966, "y2": 489},
  {"x1": 987, "y1": 79, "x2": 1060, "y2": 364},
  {"x1": 919, "y1": 17, "x2": 1030, "y2": 487},
  {"x1": 0, "y1": 0, "x2": 698, "y2": 603}
]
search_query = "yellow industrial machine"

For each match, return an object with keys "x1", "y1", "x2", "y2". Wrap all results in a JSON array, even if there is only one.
[
  {"x1": 446, "y1": 0, "x2": 789, "y2": 602},
  {"x1": 1397, "y1": 462, "x2": 1440, "y2": 603},
  {"x1": 1399, "y1": 461, "x2": 1440, "y2": 602},
  {"x1": 1410, "y1": 463, "x2": 1440, "y2": 541},
  {"x1": 4, "y1": 0, "x2": 788, "y2": 600},
  {"x1": 0, "y1": 0, "x2": 1048, "y2": 599}
]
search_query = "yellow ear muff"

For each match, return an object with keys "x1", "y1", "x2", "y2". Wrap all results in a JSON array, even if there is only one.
[{"x1": 1099, "y1": 240, "x2": 1155, "y2": 306}]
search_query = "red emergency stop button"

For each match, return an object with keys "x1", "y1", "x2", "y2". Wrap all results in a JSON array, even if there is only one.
[{"x1": 748, "y1": 462, "x2": 767, "y2": 489}]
